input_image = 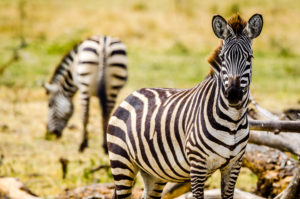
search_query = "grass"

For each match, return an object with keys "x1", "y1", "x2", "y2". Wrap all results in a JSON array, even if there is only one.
[{"x1": 0, "y1": 0, "x2": 300, "y2": 197}]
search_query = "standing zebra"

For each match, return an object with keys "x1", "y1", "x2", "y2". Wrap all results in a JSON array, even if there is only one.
[
  {"x1": 44, "y1": 35, "x2": 128, "y2": 153},
  {"x1": 107, "y1": 14, "x2": 263, "y2": 199}
]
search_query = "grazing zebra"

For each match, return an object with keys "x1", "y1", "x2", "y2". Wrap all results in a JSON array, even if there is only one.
[
  {"x1": 44, "y1": 35, "x2": 128, "y2": 153},
  {"x1": 107, "y1": 13, "x2": 263, "y2": 199}
]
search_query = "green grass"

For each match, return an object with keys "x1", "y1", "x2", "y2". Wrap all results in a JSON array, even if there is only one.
[{"x1": 0, "y1": 0, "x2": 299, "y2": 197}]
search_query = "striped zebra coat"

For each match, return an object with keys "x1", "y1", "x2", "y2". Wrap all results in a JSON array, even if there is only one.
[
  {"x1": 108, "y1": 14, "x2": 263, "y2": 199},
  {"x1": 44, "y1": 35, "x2": 127, "y2": 153}
]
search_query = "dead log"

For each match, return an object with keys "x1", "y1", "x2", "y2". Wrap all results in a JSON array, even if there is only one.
[
  {"x1": 0, "y1": 177, "x2": 40, "y2": 199},
  {"x1": 274, "y1": 164, "x2": 300, "y2": 199},
  {"x1": 248, "y1": 98, "x2": 300, "y2": 156},
  {"x1": 243, "y1": 144, "x2": 300, "y2": 198},
  {"x1": 162, "y1": 182, "x2": 191, "y2": 199},
  {"x1": 249, "y1": 119, "x2": 300, "y2": 134},
  {"x1": 56, "y1": 183, "x2": 143, "y2": 199},
  {"x1": 175, "y1": 189, "x2": 265, "y2": 199},
  {"x1": 249, "y1": 131, "x2": 300, "y2": 157}
]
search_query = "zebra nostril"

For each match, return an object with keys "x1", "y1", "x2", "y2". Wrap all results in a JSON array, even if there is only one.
[{"x1": 225, "y1": 87, "x2": 243, "y2": 105}]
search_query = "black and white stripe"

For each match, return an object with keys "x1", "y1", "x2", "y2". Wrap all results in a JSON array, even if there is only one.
[
  {"x1": 44, "y1": 35, "x2": 128, "y2": 153},
  {"x1": 108, "y1": 14, "x2": 263, "y2": 199}
]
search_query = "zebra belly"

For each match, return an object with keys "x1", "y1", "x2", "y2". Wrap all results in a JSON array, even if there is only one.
[{"x1": 130, "y1": 139, "x2": 191, "y2": 182}]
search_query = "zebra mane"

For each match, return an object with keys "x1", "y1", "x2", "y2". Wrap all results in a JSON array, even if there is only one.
[
  {"x1": 207, "y1": 13, "x2": 247, "y2": 76},
  {"x1": 227, "y1": 13, "x2": 247, "y2": 35},
  {"x1": 49, "y1": 42, "x2": 81, "y2": 84}
]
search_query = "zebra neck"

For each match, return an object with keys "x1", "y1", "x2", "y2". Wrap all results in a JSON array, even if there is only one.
[
  {"x1": 60, "y1": 78, "x2": 78, "y2": 98},
  {"x1": 50, "y1": 50, "x2": 78, "y2": 98}
]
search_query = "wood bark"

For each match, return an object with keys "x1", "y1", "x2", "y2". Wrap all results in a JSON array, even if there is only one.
[
  {"x1": 243, "y1": 144, "x2": 300, "y2": 198},
  {"x1": 249, "y1": 119, "x2": 300, "y2": 134},
  {"x1": 249, "y1": 131, "x2": 300, "y2": 157},
  {"x1": 274, "y1": 165, "x2": 300, "y2": 199}
]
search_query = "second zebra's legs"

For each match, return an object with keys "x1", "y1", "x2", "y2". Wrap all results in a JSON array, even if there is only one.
[
  {"x1": 99, "y1": 98, "x2": 114, "y2": 154},
  {"x1": 79, "y1": 96, "x2": 90, "y2": 152},
  {"x1": 220, "y1": 159, "x2": 242, "y2": 199},
  {"x1": 140, "y1": 170, "x2": 167, "y2": 199}
]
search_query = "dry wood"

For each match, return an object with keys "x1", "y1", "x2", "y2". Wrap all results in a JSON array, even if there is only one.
[
  {"x1": 274, "y1": 165, "x2": 300, "y2": 199},
  {"x1": 162, "y1": 182, "x2": 191, "y2": 199},
  {"x1": 249, "y1": 131, "x2": 300, "y2": 157},
  {"x1": 56, "y1": 183, "x2": 143, "y2": 199},
  {"x1": 174, "y1": 189, "x2": 265, "y2": 199},
  {"x1": 243, "y1": 144, "x2": 299, "y2": 198},
  {"x1": 0, "y1": 177, "x2": 40, "y2": 199},
  {"x1": 249, "y1": 118, "x2": 300, "y2": 134}
]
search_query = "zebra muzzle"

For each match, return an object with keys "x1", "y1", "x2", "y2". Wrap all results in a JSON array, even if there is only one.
[
  {"x1": 225, "y1": 86, "x2": 244, "y2": 106},
  {"x1": 225, "y1": 76, "x2": 244, "y2": 106},
  {"x1": 45, "y1": 129, "x2": 62, "y2": 140}
]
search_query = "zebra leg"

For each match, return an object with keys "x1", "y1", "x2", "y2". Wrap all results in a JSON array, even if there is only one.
[
  {"x1": 140, "y1": 170, "x2": 167, "y2": 199},
  {"x1": 109, "y1": 147, "x2": 138, "y2": 198},
  {"x1": 190, "y1": 167, "x2": 207, "y2": 199},
  {"x1": 79, "y1": 96, "x2": 90, "y2": 152},
  {"x1": 220, "y1": 159, "x2": 242, "y2": 199},
  {"x1": 99, "y1": 98, "x2": 114, "y2": 154}
]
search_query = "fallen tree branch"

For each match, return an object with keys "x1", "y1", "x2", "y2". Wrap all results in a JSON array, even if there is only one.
[
  {"x1": 274, "y1": 164, "x2": 300, "y2": 199},
  {"x1": 162, "y1": 182, "x2": 190, "y2": 199},
  {"x1": 249, "y1": 131, "x2": 300, "y2": 157},
  {"x1": 175, "y1": 189, "x2": 265, "y2": 199},
  {"x1": 249, "y1": 118, "x2": 300, "y2": 134},
  {"x1": 243, "y1": 144, "x2": 299, "y2": 198}
]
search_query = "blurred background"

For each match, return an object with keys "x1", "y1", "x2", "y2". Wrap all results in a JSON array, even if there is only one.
[{"x1": 0, "y1": 0, "x2": 299, "y2": 198}]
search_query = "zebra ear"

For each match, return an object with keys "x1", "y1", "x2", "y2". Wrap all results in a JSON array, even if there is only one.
[
  {"x1": 212, "y1": 15, "x2": 231, "y2": 39},
  {"x1": 244, "y1": 14, "x2": 263, "y2": 39},
  {"x1": 43, "y1": 83, "x2": 59, "y2": 94}
]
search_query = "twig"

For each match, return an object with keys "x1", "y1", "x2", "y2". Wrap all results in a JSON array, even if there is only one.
[{"x1": 89, "y1": 165, "x2": 110, "y2": 173}]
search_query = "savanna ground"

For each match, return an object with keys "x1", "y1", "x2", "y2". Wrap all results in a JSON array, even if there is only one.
[{"x1": 0, "y1": 0, "x2": 300, "y2": 198}]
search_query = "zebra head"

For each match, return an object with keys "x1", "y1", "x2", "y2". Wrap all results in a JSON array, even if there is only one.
[
  {"x1": 212, "y1": 14, "x2": 263, "y2": 107},
  {"x1": 44, "y1": 83, "x2": 74, "y2": 139}
]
